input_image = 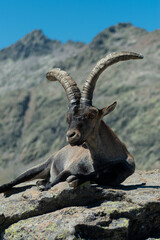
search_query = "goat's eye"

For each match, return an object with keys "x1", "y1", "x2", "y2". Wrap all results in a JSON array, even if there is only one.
[{"x1": 88, "y1": 113, "x2": 95, "y2": 119}]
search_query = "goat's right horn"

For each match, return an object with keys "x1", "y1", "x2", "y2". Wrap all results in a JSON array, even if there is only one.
[
  {"x1": 81, "y1": 51, "x2": 143, "y2": 106},
  {"x1": 46, "y1": 68, "x2": 81, "y2": 106}
]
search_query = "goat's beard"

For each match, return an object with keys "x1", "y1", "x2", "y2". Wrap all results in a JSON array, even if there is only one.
[{"x1": 69, "y1": 138, "x2": 85, "y2": 147}]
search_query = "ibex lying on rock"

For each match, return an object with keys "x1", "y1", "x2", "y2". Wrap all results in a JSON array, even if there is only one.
[{"x1": 0, "y1": 51, "x2": 143, "y2": 193}]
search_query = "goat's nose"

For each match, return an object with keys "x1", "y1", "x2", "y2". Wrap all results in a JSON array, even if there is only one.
[
  {"x1": 67, "y1": 131, "x2": 76, "y2": 139},
  {"x1": 66, "y1": 130, "x2": 81, "y2": 143}
]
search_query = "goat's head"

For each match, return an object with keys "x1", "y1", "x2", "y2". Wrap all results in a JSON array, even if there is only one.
[
  {"x1": 65, "y1": 102, "x2": 117, "y2": 146},
  {"x1": 46, "y1": 52, "x2": 143, "y2": 146}
]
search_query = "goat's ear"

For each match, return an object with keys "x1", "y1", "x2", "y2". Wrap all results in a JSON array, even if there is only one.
[{"x1": 101, "y1": 101, "x2": 117, "y2": 117}]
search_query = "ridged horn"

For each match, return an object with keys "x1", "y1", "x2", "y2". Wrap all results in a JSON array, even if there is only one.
[
  {"x1": 46, "y1": 68, "x2": 81, "y2": 106},
  {"x1": 81, "y1": 51, "x2": 143, "y2": 105}
]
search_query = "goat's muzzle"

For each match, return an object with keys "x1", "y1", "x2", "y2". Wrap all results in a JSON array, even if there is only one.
[{"x1": 66, "y1": 129, "x2": 82, "y2": 146}]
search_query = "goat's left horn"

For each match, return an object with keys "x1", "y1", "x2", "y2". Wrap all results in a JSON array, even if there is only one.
[
  {"x1": 46, "y1": 68, "x2": 81, "y2": 106},
  {"x1": 81, "y1": 51, "x2": 143, "y2": 106}
]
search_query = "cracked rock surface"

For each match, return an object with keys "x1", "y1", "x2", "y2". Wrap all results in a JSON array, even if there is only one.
[{"x1": 0, "y1": 170, "x2": 160, "y2": 240}]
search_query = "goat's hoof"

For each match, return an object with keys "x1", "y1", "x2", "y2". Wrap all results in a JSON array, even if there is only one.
[
  {"x1": 68, "y1": 179, "x2": 79, "y2": 188},
  {"x1": 66, "y1": 175, "x2": 77, "y2": 183},
  {"x1": 36, "y1": 180, "x2": 46, "y2": 186},
  {"x1": 67, "y1": 175, "x2": 79, "y2": 188},
  {"x1": 37, "y1": 185, "x2": 45, "y2": 191}
]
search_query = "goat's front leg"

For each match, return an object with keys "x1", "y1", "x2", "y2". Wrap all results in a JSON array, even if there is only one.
[
  {"x1": 44, "y1": 170, "x2": 72, "y2": 190},
  {"x1": 66, "y1": 175, "x2": 84, "y2": 187},
  {"x1": 66, "y1": 171, "x2": 99, "y2": 187},
  {"x1": 36, "y1": 179, "x2": 49, "y2": 191}
]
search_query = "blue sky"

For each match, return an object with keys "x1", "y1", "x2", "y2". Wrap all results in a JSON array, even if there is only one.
[{"x1": 0, "y1": 0, "x2": 160, "y2": 50}]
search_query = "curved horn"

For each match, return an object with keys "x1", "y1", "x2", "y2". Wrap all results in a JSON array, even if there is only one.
[
  {"x1": 81, "y1": 51, "x2": 143, "y2": 105},
  {"x1": 46, "y1": 68, "x2": 81, "y2": 106}
]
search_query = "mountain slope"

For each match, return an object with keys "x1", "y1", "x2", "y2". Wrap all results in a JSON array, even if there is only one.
[
  {"x1": 0, "y1": 23, "x2": 159, "y2": 184},
  {"x1": 0, "y1": 29, "x2": 85, "y2": 61}
]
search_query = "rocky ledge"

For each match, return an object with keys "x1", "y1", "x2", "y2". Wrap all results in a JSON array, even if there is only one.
[{"x1": 0, "y1": 170, "x2": 160, "y2": 240}]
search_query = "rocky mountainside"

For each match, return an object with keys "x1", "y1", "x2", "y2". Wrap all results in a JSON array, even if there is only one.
[
  {"x1": 0, "y1": 170, "x2": 160, "y2": 239},
  {"x1": 0, "y1": 23, "x2": 160, "y2": 184},
  {"x1": 0, "y1": 29, "x2": 85, "y2": 61}
]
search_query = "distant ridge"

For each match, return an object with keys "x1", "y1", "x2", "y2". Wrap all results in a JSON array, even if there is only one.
[
  {"x1": 0, "y1": 30, "x2": 61, "y2": 60},
  {"x1": 0, "y1": 23, "x2": 148, "y2": 61},
  {"x1": 0, "y1": 30, "x2": 85, "y2": 61}
]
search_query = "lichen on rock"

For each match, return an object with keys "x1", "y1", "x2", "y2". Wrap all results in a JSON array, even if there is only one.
[{"x1": 0, "y1": 170, "x2": 160, "y2": 240}]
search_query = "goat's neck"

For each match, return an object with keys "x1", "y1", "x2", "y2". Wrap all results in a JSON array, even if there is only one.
[{"x1": 86, "y1": 120, "x2": 126, "y2": 167}]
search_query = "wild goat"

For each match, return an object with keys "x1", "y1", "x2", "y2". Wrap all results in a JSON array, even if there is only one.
[{"x1": 0, "y1": 51, "x2": 143, "y2": 193}]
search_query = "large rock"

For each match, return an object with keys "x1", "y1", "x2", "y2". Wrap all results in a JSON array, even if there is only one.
[{"x1": 0, "y1": 170, "x2": 160, "y2": 239}]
